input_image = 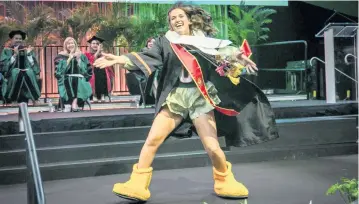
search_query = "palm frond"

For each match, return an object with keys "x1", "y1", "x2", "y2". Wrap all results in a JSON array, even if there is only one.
[
  {"x1": 63, "y1": 6, "x2": 102, "y2": 43},
  {"x1": 258, "y1": 34, "x2": 269, "y2": 42},
  {"x1": 248, "y1": 6, "x2": 264, "y2": 16},
  {"x1": 24, "y1": 4, "x2": 59, "y2": 46},
  {"x1": 3, "y1": 1, "x2": 27, "y2": 24},
  {"x1": 129, "y1": 3, "x2": 171, "y2": 50},
  {"x1": 253, "y1": 8, "x2": 277, "y2": 20},
  {"x1": 95, "y1": 3, "x2": 133, "y2": 50},
  {"x1": 261, "y1": 27, "x2": 270, "y2": 33},
  {"x1": 229, "y1": 5, "x2": 242, "y2": 22},
  {"x1": 260, "y1": 18, "x2": 273, "y2": 25},
  {"x1": 225, "y1": 5, "x2": 276, "y2": 45}
]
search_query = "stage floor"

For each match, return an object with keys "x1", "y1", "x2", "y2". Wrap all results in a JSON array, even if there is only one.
[
  {"x1": 0, "y1": 100, "x2": 357, "y2": 122},
  {"x1": 0, "y1": 154, "x2": 357, "y2": 204}
]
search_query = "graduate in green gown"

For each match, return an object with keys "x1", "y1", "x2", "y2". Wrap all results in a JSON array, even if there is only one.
[
  {"x1": 0, "y1": 30, "x2": 41, "y2": 104},
  {"x1": 54, "y1": 37, "x2": 92, "y2": 112}
]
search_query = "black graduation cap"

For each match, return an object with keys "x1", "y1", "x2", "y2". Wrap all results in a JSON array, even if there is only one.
[
  {"x1": 87, "y1": 36, "x2": 105, "y2": 44},
  {"x1": 9, "y1": 30, "x2": 26, "y2": 40}
]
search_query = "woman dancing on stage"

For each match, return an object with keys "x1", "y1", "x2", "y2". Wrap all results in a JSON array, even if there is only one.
[{"x1": 95, "y1": 3, "x2": 278, "y2": 201}]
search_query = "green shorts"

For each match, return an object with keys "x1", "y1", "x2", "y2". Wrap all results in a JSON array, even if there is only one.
[{"x1": 162, "y1": 81, "x2": 221, "y2": 120}]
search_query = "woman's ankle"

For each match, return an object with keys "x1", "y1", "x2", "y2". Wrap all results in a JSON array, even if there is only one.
[
  {"x1": 72, "y1": 99, "x2": 78, "y2": 108},
  {"x1": 137, "y1": 162, "x2": 152, "y2": 169}
]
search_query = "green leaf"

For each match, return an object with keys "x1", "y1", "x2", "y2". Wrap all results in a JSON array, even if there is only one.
[
  {"x1": 260, "y1": 19, "x2": 273, "y2": 25},
  {"x1": 258, "y1": 35, "x2": 269, "y2": 41},
  {"x1": 261, "y1": 27, "x2": 270, "y2": 33},
  {"x1": 253, "y1": 8, "x2": 277, "y2": 20},
  {"x1": 327, "y1": 183, "x2": 340, "y2": 195},
  {"x1": 225, "y1": 5, "x2": 276, "y2": 45}
]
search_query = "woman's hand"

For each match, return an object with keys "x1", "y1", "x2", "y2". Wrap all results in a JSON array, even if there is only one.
[
  {"x1": 13, "y1": 46, "x2": 19, "y2": 56},
  {"x1": 94, "y1": 53, "x2": 121, "y2": 68},
  {"x1": 26, "y1": 45, "x2": 33, "y2": 54},
  {"x1": 237, "y1": 52, "x2": 258, "y2": 74},
  {"x1": 95, "y1": 44, "x2": 103, "y2": 58},
  {"x1": 74, "y1": 52, "x2": 81, "y2": 59}
]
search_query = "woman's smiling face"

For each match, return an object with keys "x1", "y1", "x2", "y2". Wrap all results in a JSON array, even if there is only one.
[{"x1": 169, "y1": 8, "x2": 191, "y2": 35}]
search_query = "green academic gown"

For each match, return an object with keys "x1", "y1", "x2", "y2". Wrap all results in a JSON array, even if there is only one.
[
  {"x1": 0, "y1": 47, "x2": 41, "y2": 103},
  {"x1": 54, "y1": 54, "x2": 92, "y2": 104}
]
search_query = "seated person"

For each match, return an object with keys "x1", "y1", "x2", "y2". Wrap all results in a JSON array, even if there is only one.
[
  {"x1": 0, "y1": 30, "x2": 41, "y2": 104},
  {"x1": 54, "y1": 37, "x2": 92, "y2": 112}
]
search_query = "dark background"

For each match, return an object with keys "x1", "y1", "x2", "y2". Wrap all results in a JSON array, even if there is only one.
[{"x1": 249, "y1": 1, "x2": 358, "y2": 99}]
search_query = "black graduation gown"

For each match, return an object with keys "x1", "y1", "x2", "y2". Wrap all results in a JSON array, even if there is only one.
[{"x1": 126, "y1": 36, "x2": 279, "y2": 147}]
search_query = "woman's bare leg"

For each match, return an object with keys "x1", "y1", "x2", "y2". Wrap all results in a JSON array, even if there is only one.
[
  {"x1": 137, "y1": 106, "x2": 183, "y2": 168},
  {"x1": 112, "y1": 106, "x2": 182, "y2": 201},
  {"x1": 192, "y1": 111, "x2": 248, "y2": 198},
  {"x1": 192, "y1": 111, "x2": 227, "y2": 172}
]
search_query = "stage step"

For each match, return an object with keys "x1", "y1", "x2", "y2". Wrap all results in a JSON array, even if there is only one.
[
  {"x1": 0, "y1": 115, "x2": 357, "y2": 151},
  {"x1": 0, "y1": 101, "x2": 357, "y2": 135},
  {"x1": 0, "y1": 137, "x2": 203, "y2": 167},
  {"x1": 0, "y1": 126, "x2": 152, "y2": 151},
  {"x1": 0, "y1": 115, "x2": 356, "y2": 185},
  {"x1": 0, "y1": 143, "x2": 356, "y2": 185},
  {"x1": 0, "y1": 115, "x2": 356, "y2": 158}
]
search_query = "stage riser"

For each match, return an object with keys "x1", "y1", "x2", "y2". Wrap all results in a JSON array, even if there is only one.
[
  {"x1": 0, "y1": 116, "x2": 357, "y2": 185},
  {"x1": 0, "y1": 113, "x2": 155, "y2": 135},
  {"x1": 1, "y1": 116, "x2": 356, "y2": 151},
  {"x1": 272, "y1": 103, "x2": 357, "y2": 119},
  {"x1": 0, "y1": 103, "x2": 356, "y2": 135},
  {"x1": 0, "y1": 127, "x2": 152, "y2": 151},
  {"x1": 0, "y1": 138, "x2": 203, "y2": 167},
  {"x1": 0, "y1": 116, "x2": 356, "y2": 168},
  {"x1": 248, "y1": 117, "x2": 358, "y2": 148},
  {"x1": 0, "y1": 143, "x2": 356, "y2": 185}
]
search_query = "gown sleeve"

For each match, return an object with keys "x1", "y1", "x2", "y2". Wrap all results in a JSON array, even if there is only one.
[
  {"x1": 0, "y1": 48, "x2": 13, "y2": 74},
  {"x1": 124, "y1": 37, "x2": 164, "y2": 78},
  {"x1": 54, "y1": 56, "x2": 67, "y2": 81},
  {"x1": 78, "y1": 54, "x2": 92, "y2": 81},
  {"x1": 28, "y1": 50, "x2": 40, "y2": 75}
]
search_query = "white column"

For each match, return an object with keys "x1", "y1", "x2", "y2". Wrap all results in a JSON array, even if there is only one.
[{"x1": 324, "y1": 28, "x2": 336, "y2": 103}]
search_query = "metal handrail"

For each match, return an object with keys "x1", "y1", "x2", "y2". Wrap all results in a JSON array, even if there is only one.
[
  {"x1": 253, "y1": 40, "x2": 309, "y2": 98},
  {"x1": 19, "y1": 103, "x2": 46, "y2": 204},
  {"x1": 253, "y1": 40, "x2": 308, "y2": 70},
  {"x1": 344, "y1": 53, "x2": 357, "y2": 65},
  {"x1": 310, "y1": 57, "x2": 358, "y2": 83},
  {"x1": 253, "y1": 40, "x2": 308, "y2": 68}
]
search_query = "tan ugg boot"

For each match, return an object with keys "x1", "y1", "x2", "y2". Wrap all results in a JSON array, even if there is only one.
[
  {"x1": 213, "y1": 161, "x2": 249, "y2": 198},
  {"x1": 113, "y1": 163, "x2": 153, "y2": 201}
]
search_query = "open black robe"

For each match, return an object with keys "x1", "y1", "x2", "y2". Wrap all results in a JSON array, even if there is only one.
[{"x1": 126, "y1": 36, "x2": 279, "y2": 147}]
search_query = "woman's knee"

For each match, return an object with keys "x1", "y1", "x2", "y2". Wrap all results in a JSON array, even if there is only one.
[{"x1": 144, "y1": 133, "x2": 165, "y2": 149}]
